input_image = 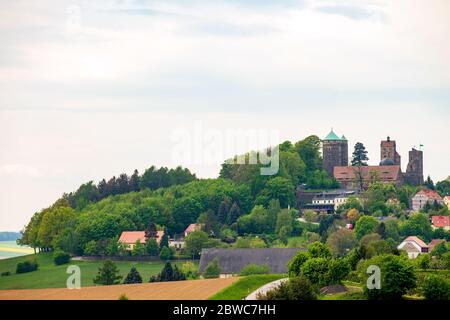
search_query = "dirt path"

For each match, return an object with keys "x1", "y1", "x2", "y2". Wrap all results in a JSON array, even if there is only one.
[{"x1": 0, "y1": 277, "x2": 239, "y2": 300}]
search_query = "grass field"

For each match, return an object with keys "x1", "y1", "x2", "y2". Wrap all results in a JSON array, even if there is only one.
[
  {"x1": 0, "y1": 253, "x2": 194, "y2": 290},
  {"x1": 208, "y1": 274, "x2": 286, "y2": 300}
]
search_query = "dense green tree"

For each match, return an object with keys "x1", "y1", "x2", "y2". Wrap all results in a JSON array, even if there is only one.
[
  {"x1": 400, "y1": 213, "x2": 433, "y2": 242},
  {"x1": 159, "y1": 232, "x2": 169, "y2": 250},
  {"x1": 237, "y1": 205, "x2": 270, "y2": 235},
  {"x1": 354, "y1": 216, "x2": 379, "y2": 240},
  {"x1": 37, "y1": 205, "x2": 76, "y2": 250},
  {"x1": 360, "y1": 254, "x2": 416, "y2": 300},
  {"x1": 123, "y1": 267, "x2": 143, "y2": 284},
  {"x1": 146, "y1": 238, "x2": 159, "y2": 256},
  {"x1": 131, "y1": 240, "x2": 146, "y2": 256},
  {"x1": 217, "y1": 197, "x2": 231, "y2": 224},
  {"x1": 260, "y1": 276, "x2": 318, "y2": 300},
  {"x1": 436, "y1": 178, "x2": 450, "y2": 197},
  {"x1": 159, "y1": 246, "x2": 172, "y2": 261},
  {"x1": 185, "y1": 231, "x2": 210, "y2": 258},
  {"x1": 93, "y1": 260, "x2": 122, "y2": 285},
  {"x1": 294, "y1": 135, "x2": 322, "y2": 173},
  {"x1": 424, "y1": 175, "x2": 435, "y2": 190},
  {"x1": 307, "y1": 242, "x2": 332, "y2": 259},
  {"x1": 256, "y1": 177, "x2": 295, "y2": 208},
  {"x1": 326, "y1": 229, "x2": 356, "y2": 257},
  {"x1": 145, "y1": 222, "x2": 158, "y2": 239},
  {"x1": 351, "y1": 142, "x2": 369, "y2": 166},
  {"x1": 288, "y1": 252, "x2": 311, "y2": 277},
  {"x1": 227, "y1": 202, "x2": 241, "y2": 225},
  {"x1": 275, "y1": 209, "x2": 295, "y2": 242},
  {"x1": 422, "y1": 275, "x2": 450, "y2": 300},
  {"x1": 233, "y1": 236, "x2": 266, "y2": 248},
  {"x1": 203, "y1": 258, "x2": 221, "y2": 279}
]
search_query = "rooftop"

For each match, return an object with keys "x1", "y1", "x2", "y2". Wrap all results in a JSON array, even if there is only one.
[
  {"x1": 431, "y1": 216, "x2": 450, "y2": 228},
  {"x1": 323, "y1": 129, "x2": 345, "y2": 141},
  {"x1": 198, "y1": 248, "x2": 304, "y2": 274},
  {"x1": 403, "y1": 236, "x2": 428, "y2": 248}
]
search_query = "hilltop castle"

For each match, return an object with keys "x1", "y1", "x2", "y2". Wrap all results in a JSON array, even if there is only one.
[{"x1": 322, "y1": 130, "x2": 424, "y2": 189}]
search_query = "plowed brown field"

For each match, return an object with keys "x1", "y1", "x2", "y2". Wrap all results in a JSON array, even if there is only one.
[{"x1": 0, "y1": 277, "x2": 238, "y2": 300}]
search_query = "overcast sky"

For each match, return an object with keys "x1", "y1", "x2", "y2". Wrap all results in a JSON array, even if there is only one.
[{"x1": 1, "y1": 0, "x2": 449, "y2": 231}]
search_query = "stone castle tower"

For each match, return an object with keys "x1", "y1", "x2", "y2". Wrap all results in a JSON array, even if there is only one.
[
  {"x1": 380, "y1": 136, "x2": 401, "y2": 167},
  {"x1": 322, "y1": 129, "x2": 348, "y2": 177},
  {"x1": 404, "y1": 148, "x2": 424, "y2": 185}
]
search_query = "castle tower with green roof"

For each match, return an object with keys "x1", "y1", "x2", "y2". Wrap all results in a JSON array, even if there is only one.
[{"x1": 322, "y1": 129, "x2": 348, "y2": 177}]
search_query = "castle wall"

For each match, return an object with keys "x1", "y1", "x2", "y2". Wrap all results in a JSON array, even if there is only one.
[{"x1": 323, "y1": 140, "x2": 348, "y2": 177}]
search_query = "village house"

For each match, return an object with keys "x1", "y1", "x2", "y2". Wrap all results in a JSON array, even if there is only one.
[
  {"x1": 118, "y1": 230, "x2": 164, "y2": 250},
  {"x1": 411, "y1": 189, "x2": 444, "y2": 211},
  {"x1": 301, "y1": 189, "x2": 358, "y2": 214},
  {"x1": 397, "y1": 236, "x2": 428, "y2": 259},
  {"x1": 431, "y1": 216, "x2": 450, "y2": 231},
  {"x1": 169, "y1": 234, "x2": 186, "y2": 250},
  {"x1": 184, "y1": 223, "x2": 204, "y2": 237}
]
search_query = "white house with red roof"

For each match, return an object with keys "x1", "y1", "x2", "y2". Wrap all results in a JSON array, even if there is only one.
[
  {"x1": 431, "y1": 216, "x2": 450, "y2": 231},
  {"x1": 411, "y1": 189, "x2": 444, "y2": 211},
  {"x1": 397, "y1": 236, "x2": 429, "y2": 259},
  {"x1": 118, "y1": 230, "x2": 164, "y2": 250}
]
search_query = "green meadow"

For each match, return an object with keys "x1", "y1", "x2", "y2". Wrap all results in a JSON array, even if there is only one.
[{"x1": 0, "y1": 252, "x2": 193, "y2": 290}]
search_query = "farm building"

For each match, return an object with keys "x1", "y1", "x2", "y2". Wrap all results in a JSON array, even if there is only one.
[{"x1": 198, "y1": 248, "x2": 304, "y2": 276}]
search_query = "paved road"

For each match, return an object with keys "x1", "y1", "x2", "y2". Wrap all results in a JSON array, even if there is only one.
[{"x1": 245, "y1": 278, "x2": 288, "y2": 300}]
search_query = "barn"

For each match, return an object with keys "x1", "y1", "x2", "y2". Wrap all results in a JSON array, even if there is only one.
[{"x1": 198, "y1": 248, "x2": 304, "y2": 276}]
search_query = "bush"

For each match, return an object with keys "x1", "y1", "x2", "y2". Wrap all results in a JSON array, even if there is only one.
[
  {"x1": 181, "y1": 262, "x2": 200, "y2": 280},
  {"x1": 288, "y1": 252, "x2": 310, "y2": 277},
  {"x1": 16, "y1": 260, "x2": 38, "y2": 274},
  {"x1": 123, "y1": 267, "x2": 143, "y2": 284},
  {"x1": 159, "y1": 246, "x2": 172, "y2": 261},
  {"x1": 422, "y1": 275, "x2": 450, "y2": 300},
  {"x1": 118, "y1": 294, "x2": 129, "y2": 300},
  {"x1": 93, "y1": 260, "x2": 122, "y2": 285},
  {"x1": 258, "y1": 276, "x2": 317, "y2": 300},
  {"x1": 203, "y1": 258, "x2": 221, "y2": 279},
  {"x1": 327, "y1": 259, "x2": 350, "y2": 285},
  {"x1": 359, "y1": 254, "x2": 416, "y2": 300},
  {"x1": 301, "y1": 257, "x2": 330, "y2": 287},
  {"x1": 239, "y1": 264, "x2": 271, "y2": 276},
  {"x1": 150, "y1": 262, "x2": 186, "y2": 282},
  {"x1": 415, "y1": 254, "x2": 431, "y2": 269},
  {"x1": 1, "y1": 271, "x2": 11, "y2": 277},
  {"x1": 53, "y1": 250, "x2": 71, "y2": 265}
]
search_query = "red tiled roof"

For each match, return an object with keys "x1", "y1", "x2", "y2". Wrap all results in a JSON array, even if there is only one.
[
  {"x1": 431, "y1": 216, "x2": 450, "y2": 228},
  {"x1": 119, "y1": 231, "x2": 146, "y2": 244},
  {"x1": 118, "y1": 230, "x2": 165, "y2": 244},
  {"x1": 414, "y1": 189, "x2": 443, "y2": 201},
  {"x1": 428, "y1": 239, "x2": 446, "y2": 252},
  {"x1": 334, "y1": 165, "x2": 401, "y2": 182},
  {"x1": 184, "y1": 223, "x2": 203, "y2": 234},
  {"x1": 444, "y1": 196, "x2": 450, "y2": 201},
  {"x1": 404, "y1": 236, "x2": 428, "y2": 248}
]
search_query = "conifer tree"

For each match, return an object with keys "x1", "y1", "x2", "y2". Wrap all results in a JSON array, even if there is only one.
[
  {"x1": 93, "y1": 260, "x2": 122, "y2": 285},
  {"x1": 123, "y1": 267, "x2": 143, "y2": 284}
]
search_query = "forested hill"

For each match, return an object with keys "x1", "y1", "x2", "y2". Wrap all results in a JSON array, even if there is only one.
[
  {"x1": 19, "y1": 135, "x2": 339, "y2": 255},
  {"x1": 0, "y1": 232, "x2": 21, "y2": 241}
]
